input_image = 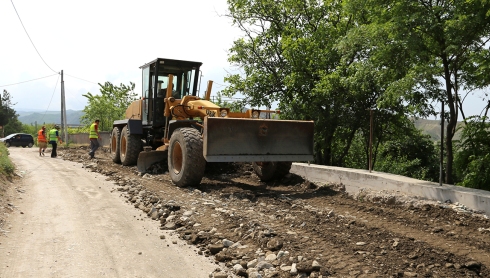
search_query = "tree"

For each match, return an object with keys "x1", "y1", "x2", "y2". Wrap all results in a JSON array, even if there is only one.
[
  {"x1": 224, "y1": 0, "x2": 372, "y2": 166},
  {"x1": 343, "y1": 0, "x2": 490, "y2": 184},
  {"x1": 0, "y1": 90, "x2": 22, "y2": 136},
  {"x1": 224, "y1": 0, "x2": 418, "y2": 168},
  {"x1": 81, "y1": 82, "x2": 138, "y2": 131}
]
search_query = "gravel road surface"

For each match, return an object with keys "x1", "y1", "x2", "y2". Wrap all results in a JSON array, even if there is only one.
[{"x1": 0, "y1": 147, "x2": 218, "y2": 278}]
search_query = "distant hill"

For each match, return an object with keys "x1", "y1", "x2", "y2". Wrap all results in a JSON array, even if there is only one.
[
  {"x1": 17, "y1": 110, "x2": 84, "y2": 126},
  {"x1": 413, "y1": 118, "x2": 463, "y2": 141}
]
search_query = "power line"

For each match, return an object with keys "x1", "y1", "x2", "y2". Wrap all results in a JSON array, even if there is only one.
[
  {"x1": 0, "y1": 74, "x2": 58, "y2": 87},
  {"x1": 64, "y1": 73, "x2": 99, "y2": 85},
  {"x1": 10, "y1": 0, "x2": 58, "y2": 74},
  {"x1": 41, "y1": 73, "x2": 61, "y2": 122},
  {"x1": 213, "y1": 82, "x2": 227, "y2": 88}
]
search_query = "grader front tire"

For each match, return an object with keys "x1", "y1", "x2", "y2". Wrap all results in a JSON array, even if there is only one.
[
  {"x1": 110, "y1": 126, "x2": 122, "y2": 163},
  {"x1": 253, "y1": 161, "x2": 292, "y2": 182},
  {"x1": 252, "y1": 162, "x2": 277, "y2": 182},
  {"x1": 274, "y1": 162, "x2": 293, "y2": 180},
  {"x1": 168, "y1": 127, "x2": 206, "y2": 187}
]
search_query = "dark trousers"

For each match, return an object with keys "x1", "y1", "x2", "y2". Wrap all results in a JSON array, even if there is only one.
[
  {"x1": 50, "y1": 141, "x2": 58, "y2": 158},
  {"x1": 89, "y1": 139, "x2": 100, "y2": 158}
]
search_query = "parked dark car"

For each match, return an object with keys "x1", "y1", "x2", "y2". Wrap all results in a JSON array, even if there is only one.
[{"x1": 0, "y1": 133, "x2": 34, "y2": 148}]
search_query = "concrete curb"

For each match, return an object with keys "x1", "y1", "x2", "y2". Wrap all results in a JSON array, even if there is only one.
[{"x1": 291, "y1": 163, "x2": 490, "y2": 216}]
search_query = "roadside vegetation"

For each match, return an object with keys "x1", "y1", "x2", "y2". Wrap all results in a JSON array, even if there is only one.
[
  {"x1": 221, "y1": 0, "x2": 490, "y2": 188},
  {"x1": 80, "y1": 82, "x2": 138, "y2": 132},
  {"x1": 0, "y1": 144, "x2": 14, "y2": 177}
]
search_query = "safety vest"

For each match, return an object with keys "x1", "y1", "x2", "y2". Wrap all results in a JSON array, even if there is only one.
[
  {"x1": 49, "y1": 129, "x2": 58, "y2": 142},
  {"x1": 37, "y1": 129, "x2": 47, "y2": 142},
  {"x1": 89, "y1": 123, "x2": 98, "y2": 139}
]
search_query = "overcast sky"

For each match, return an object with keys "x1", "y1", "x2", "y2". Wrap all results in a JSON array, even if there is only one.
[
  {"x1": 0, "y1": 0, "x2": 241, "y2": 113},
  {"x1": 0, "y1": 0, "x2": 488, "y2": 119}
]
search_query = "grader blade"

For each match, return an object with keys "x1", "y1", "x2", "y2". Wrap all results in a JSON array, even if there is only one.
[
  {"x1": 137, "y1": 149, "x2": 167, "y2": 173},
  {"x1": 203, "y1": 117, "x2": 314, "y2": 162}
]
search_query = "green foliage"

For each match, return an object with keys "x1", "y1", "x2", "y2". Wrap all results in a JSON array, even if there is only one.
[
  {"x1": 67, "y1": 126, "x2": 90, "y2": 134},
  {"x1": 375, "y1": 136, "x2": 439, "y2": 182},
  {"x1": 454, "y1": 116, "x2": 490, "y2": 189},
  {"x1": 0, "y1": 90, "x2": 16, "y2": 127},
  {"x1": 343, "y1": 131, "x2": 369, "y2": 169},
  {"x1": 0, "y1": 90, "x2": 22, "y2": 136},
  {"x1": 225, "y1": 0, "x2": 389, "y2": 167},
  {"x1": 21, "y1": 124, "x2": 37, "y2": 135},
  {"x1": 224, "y1": 0, "x2": 490, "y2": 185},
  {"x1": 2, "y1": 118, "x2": 23, "y2": 137},
  {"x1": 344, "y1": 115, "x2": 439, "y2": 182},
  {"x1": 342, "y1": 0, "x2": 490, "y2": 183},
  {"x1": 376, "y1": 155, "x2": 436, "y2": 181},
  {"x1": 0, "y1": 143, "x2": 14, "y2": 176},
  {"x1": 81, "y1": 82, "x2": 138, "y2": 131},
  {"x1": 211, "y1": 91, "x2": 245, "y2": 113}
]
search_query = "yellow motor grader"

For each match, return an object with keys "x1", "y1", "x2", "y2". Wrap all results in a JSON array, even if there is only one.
[{"x1": 110, "y1": 58, "x2": 314, "y2": 187}]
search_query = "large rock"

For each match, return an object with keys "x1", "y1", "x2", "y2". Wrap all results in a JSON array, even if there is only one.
[
  {"x1": 208, "y1": 244, "x2": 225, "y2": 255},
  {"x1": 266, "y1": 238, "x2": 283, "y2": 251}
]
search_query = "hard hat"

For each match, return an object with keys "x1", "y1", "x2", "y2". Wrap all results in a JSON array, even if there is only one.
[{"x1": 54, "y1": 125, "x2": 60, "y2": 129}]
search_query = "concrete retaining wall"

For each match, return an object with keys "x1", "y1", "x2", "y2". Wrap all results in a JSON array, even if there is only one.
[
  {"x1": 66, "y1": 132, "x2": 110, "y2": 147},
  {"x1": 291, "y1": 163, "x2": 490, "y2": 216}
]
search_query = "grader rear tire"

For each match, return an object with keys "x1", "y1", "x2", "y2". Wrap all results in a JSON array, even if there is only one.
[
  {"x1": 120, "y1": 126, "x2": 142, "y2": 166},
  {"x1": 168, "y1": 127, "x2": 206, "y2": 187},
  {"x1": 110, "y1": 126, "x2": 122, "y2": 163}
]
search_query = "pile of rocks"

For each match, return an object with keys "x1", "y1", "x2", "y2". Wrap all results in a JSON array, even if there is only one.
[{"x1": 112, "y1": 176, "x2": 329, "y2": 278}]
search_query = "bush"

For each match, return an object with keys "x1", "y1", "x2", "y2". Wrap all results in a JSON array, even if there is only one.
[
  {"x1": 374, "y1": 127, "x2": 439, "y2": 182},
  {"x1": 457, "y1": 154, "x2": 490, "y2": 190},
  {"x1": 0, "y1": 144, "x2": 14, "y2": 176},
  {"x1": 454, "y1": 116, "x2": 490, "y2": 190}
]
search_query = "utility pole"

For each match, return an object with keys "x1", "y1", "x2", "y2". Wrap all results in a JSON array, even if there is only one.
[
  {"x1": 439, "y1": 101, "x2": 444, "y2": 186},
  {"x1": 369, "y1": 109, "x2": 373, "y2": 173},
  {"x1": 61, "y1": 70, "x2": 68, "y2": 143},
  {"x1": 61, "y1": 70, "x2": 64, "y2": 138}
]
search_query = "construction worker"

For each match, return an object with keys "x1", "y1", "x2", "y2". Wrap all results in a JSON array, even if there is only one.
[
  {"x1": 48, "y1": 125, "x2": 62, "y2": 158},
  {"x1": 88, "y1": 119, "x2": 100, "y2": 159},
  {"x1": 37, "y1": 125, "x2": 47, "y2": 156}
]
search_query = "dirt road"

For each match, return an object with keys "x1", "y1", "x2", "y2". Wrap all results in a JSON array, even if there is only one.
[
  {"x1": 0, "y1": 147, "x2": 219, "y2": 278},
  {"x1": 3, "y1": 145, "x2": 490, "y2": 278}
]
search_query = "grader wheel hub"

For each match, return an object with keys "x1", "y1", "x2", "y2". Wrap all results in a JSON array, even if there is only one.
[{"x1": 172, "y1": 142, "x2": 183, "y2": 174}]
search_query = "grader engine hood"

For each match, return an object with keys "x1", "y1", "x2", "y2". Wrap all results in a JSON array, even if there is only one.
[{"x1": 203, "y1": 117, "x2": 314, "y2": 162}]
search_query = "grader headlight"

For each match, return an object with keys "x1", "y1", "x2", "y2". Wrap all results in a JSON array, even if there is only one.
[
  {"x1": 220, "y1": 109, "x2": 228, "y2": 117},
  {"x1": 252, "y1": 110, "x2": 260, "y2": 118}
]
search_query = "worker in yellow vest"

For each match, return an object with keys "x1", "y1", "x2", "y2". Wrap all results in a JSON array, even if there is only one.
[
  {"x1": 89, "y1": 119, "x2": 100, "y2": 159},
  {"x1": 48, "y1": 125, "x2": 62, "y2": 158}
]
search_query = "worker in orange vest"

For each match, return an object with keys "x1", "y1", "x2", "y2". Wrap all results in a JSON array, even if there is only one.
[{"x1": 37, "y1": 126, "x2": 47, "y2": 156}]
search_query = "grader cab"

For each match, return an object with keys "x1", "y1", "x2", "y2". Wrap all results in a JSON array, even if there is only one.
[{"x1": 110, "y1": 58, "x2": 314, "y2": 187}]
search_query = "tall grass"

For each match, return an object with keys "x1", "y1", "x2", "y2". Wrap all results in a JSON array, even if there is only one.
[{"x1": 0, "y1": 144, "x2": 14, "y2": 176}]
